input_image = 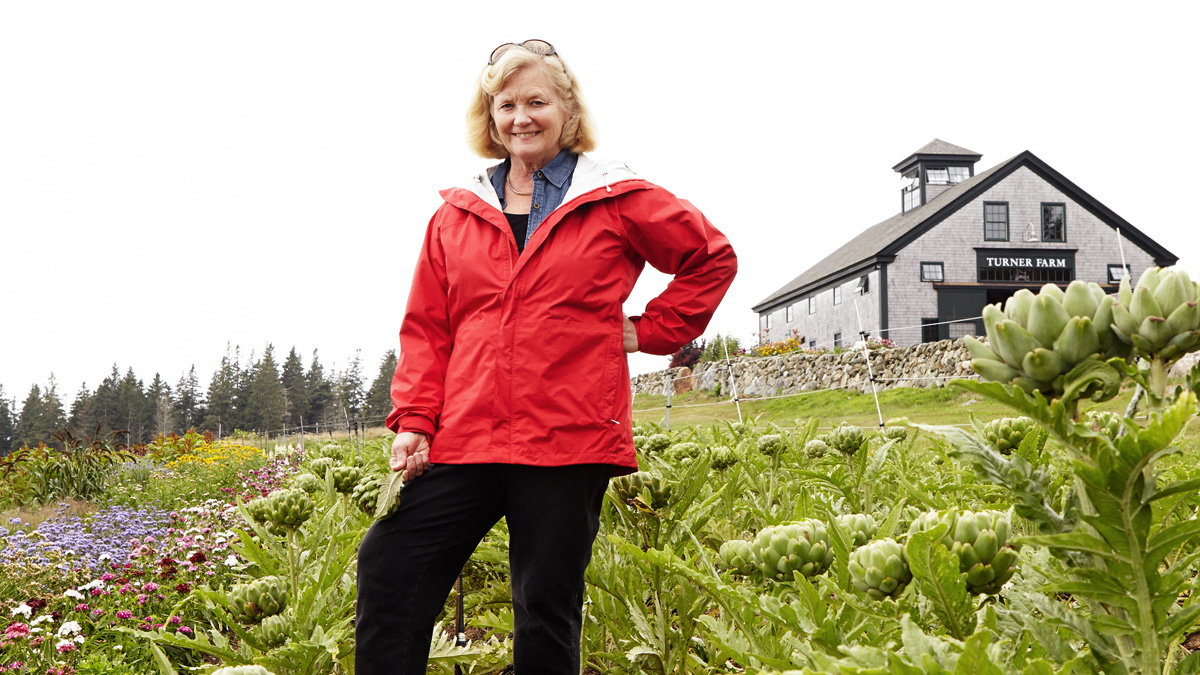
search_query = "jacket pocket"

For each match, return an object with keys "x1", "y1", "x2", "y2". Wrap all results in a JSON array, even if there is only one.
[{"x1": 512, "y1": 318, "x2": 619, "y2": 431}]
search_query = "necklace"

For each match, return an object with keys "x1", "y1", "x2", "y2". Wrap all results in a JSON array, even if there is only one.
[{"x1": 506, "y1": 175, "x2": 532, "y2": 196}]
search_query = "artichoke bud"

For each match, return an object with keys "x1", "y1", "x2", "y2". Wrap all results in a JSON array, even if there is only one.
[
  {"x1": 1166, "y1": 301, "x2": 1200, "y2": 335},
  {"x1": 1021, "y1": 348, "x2": 1065, "y2": 382},
  {"x1": 835, "y1": 513, "x2": 879, "y2": 549},
  {"x1": 1110, "y1": 301, "x2": 1138, "y2": 340},
  {"x1": 882, "y1": 426, "x2": 908, "y2": 442},
  {"x1": 1027, "y1": 295, "x2": 1070, "y2": 348},
  {"x1": 1153, "y1": 271, "x2": 1188, "y2": 312},
  {"x1": 718, "y1": 540, "x2": 759, "y2": 575},
  {"x1": 757, "y1": 434, "x2": 786, "y2": 456},
  {"x1": 258, "y1": 612, "x2": 291, "y2": 648},
  {"x1": 804, "y1": 439, "x2": 828, "y2": 459},
  {"x1": 645, "y1": 434, "x2": 671, "y2": 454},
  {"x1": 1051, "y1": 316, "x2": 1100, "y2": 365},
  {"x1": 1130, "y1": 286, "x2": 1164, "y2": 325},
  {"x1": 709, "y1": 445, "x2": 739, "y2": 470},
  {"x1": 828, "y1": 424, "x2": 866, "y2": 456},
  {"x1": 1061, "y1": 280, "x2": 1099, "y2": 319},
  {"x1": 849, "y1": 538, "x2": 911, "y2": 601},
  {"x1": 1004, "y1": 289, "x2": 1036, "y2": 326},
  {"x1": 1138, "y1": 267, "x2": 1162, "y2": 294},
  {"x1": 1139, "y1": 316, "x2": 1173, "y2": 350},
  {"x1": 993, "y1": 321, "x2": 1038, "y2": 369}
]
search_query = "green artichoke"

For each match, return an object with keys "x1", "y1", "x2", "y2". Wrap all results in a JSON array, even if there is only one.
[
  {"x1": 965, "y1": 280, "x2": 1128, "y2": 397},
  {"x1": 244, "y1": 497, "x2": 271, "y2": 525},
  {"x1": 264, "y1": 489, "x2": 314, "y2": 529},
  {"x1": 351, "y1": 475, "x2": 381, "y2": 514},
  {"x1": 612, "y1": 472, "x2": 672, "y2": 510},
  {"x1": 804, "y1": 439, "x2": 828, "y2": 459},
  {"x1": 1083, "y1": 410, "x2": 1122, "y2": 441},
  {"x1": 881, "y1": 426, "x2": 908, "y2": 442},
  {"x1": 751, "y1": 519, "x2": 833, "y2": 581},
  {"x1": 291, "y1": 473, "x2": 323, "y2": 494},
  {"x1": 907, "y1": 509, "x2": 1019, "y2": 595},
  {"x1": 632, "y1": 435, "x2": 649, "y2": 452},
  {"x1": 308, "y1": 457, "x2": 336, "y2": 479},
  {"x1": 827, "y1": 425, "x2": 866, "y2": 456},
  {"x1": 757, "y1": 434, "x2": 787, "y2": 457},
  {"x1": 709, "y1": 445, "x2": 739, "y2": 470},
  {"x1": 212, "y1": 667, "x2": 276, "y2": 675},
  {"x1": 982, "y1": 416, "x2": 1037, "y2": 454},
  {"x1": 257, "y1": 612, "x2": 291, "y2": 648},
  {"x1": 1111, "y1": 267, "x2": 1200, "y2": 364},
  {"x1": 644, "y1": 433, "x2": 672, "y2": 454},
  {"x1": 667, "y1": 442, "x2": 702, "y2": 462},
  {"x1": 227, "y1": 576, "x2": 287, "y2": 624},
  {"x1": 717, "y1": 540, "x2": 759, "y2": 576},
  {"x1": 835, "y1": 513, "x2": 879, "y2": 549},
  {"x1": 311, "y1": 443, "x2": 344, "y2": 461},
  {"x1": 849, "y1": 538, "x2": 911, "y2": 600},
  {"x1": 331, "y1": 465, "x2": 364, "y2": 493}
]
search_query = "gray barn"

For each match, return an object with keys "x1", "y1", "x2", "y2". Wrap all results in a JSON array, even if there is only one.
[{"x1": 753, "y1": 140, "x2": 1178, "y2": 348}]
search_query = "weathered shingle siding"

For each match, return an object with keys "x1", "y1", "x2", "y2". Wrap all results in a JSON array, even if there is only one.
[
  {"x1": 885, "y1": 166, "x2": 1156, "y2": 345},
  {"x1": 759, "y1": 270, "x2": 880, "y2": 348}
]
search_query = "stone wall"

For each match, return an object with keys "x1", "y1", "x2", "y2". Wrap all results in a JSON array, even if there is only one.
[{"x1": 630, "y1": 338, "x2": 972, "y2": 397}]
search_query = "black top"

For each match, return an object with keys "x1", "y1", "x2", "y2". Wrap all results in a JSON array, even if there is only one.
[{"x1": 505, "y1": 212, "x2": 529, "y2": 254}]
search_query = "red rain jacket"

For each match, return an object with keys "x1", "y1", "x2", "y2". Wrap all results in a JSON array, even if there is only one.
[{"x1": 386, "y1": 156, "x2": 736, "y2": 474}]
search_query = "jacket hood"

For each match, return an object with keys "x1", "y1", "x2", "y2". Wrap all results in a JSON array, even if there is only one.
[{"x1": 459, "y1": 154, "x2": 642, "y2": 212}]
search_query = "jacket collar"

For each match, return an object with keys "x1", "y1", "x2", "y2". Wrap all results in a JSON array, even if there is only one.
[{"x1": 445, "y1": 153, "x2": 645, "y2": 219}]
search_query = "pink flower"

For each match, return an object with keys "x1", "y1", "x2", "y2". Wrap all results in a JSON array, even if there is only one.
[
  {"x1": 116, "y1": 610, "x2": 132, "y2": 620},
  {"x1": 169, "y1": 615, "x2": 181, "y2": 625},
  {"x1": 4, "y1": 623, "x2": 30, "y2": 638},
  {"x1": 136, "y1": 594, "x2": 148, "y2": 606},
  {"x1": 56, "y1": 641, "x2": 77, "y2": 653},
  {"x1": 92, "y1": 608, "x2": 104, "y2": 616},
  {"x1": 74, "y1": 604, "x2": 88, "y2": 612},
  {"x1": 178, "y1": 625, "x2": 193, "y2": 635},
  {"x1": 143, "y1": 583, "x2": 160, "y2": 593},
  {"x1": 100, "y1": 573, "x2": 114, "y2": 581}
]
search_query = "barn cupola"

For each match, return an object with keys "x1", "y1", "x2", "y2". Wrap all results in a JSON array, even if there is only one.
[{"x1": 893, "y1": 139, "x2": 982, "y2": 213}]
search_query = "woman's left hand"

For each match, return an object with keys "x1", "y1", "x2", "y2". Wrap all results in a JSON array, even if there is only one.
[{"x1": 622, "y1": 315, "x2": 639, "y2": 353}]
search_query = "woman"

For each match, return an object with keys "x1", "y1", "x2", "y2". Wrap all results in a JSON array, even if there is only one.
[{"x1": 356, "y1": 40, "x2": 736, "y2": 674}]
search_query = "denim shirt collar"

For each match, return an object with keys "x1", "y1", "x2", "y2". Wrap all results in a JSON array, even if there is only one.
[{"x1": 490, "y1": 149, "x2": 578, "y2": 209}]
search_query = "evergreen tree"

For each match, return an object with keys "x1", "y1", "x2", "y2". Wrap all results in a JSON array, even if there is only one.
[
  {"x1": 68, "y1": 382, "x2": 96, "y2": 436},
  {"x1": 305, "y1": 350, "x2": 334, "y2": 431},
  {"x1": 146, "y1": 373, "x2": 173, "y2": 438},
  {"x1": 13, "y1": 377, "x2": 66, "y2": 449},
  {"x1": 364, "y1": 350, "x2": 398, "y2": 423},
  {"x1": 280, "y1": 347, "x2": 308, "y2": 427},
  {"x1": 114, "y1": 369, "x2": 148, "y2": 444},
  {"x1": 339, "y1": 350, "x2": 366, "y2": 417},
  {"x1": 234, "y1": 346, "x2": 254, "y2": 431},
  {"x1": 202, "y1": 345, "x2": 239, "y2": 436},
  {"x1": 90, "y1": 365, "x2": 121, "y2": 435},
  {"x1": 0, "y1": 385, "x2": 16, "y2": 455},
  {"x1": 174, "y1": 366, "x2": 203, "y2": 431},
  {"x1": 244, "y1": 344, "x2": 286, "y2": 432}
]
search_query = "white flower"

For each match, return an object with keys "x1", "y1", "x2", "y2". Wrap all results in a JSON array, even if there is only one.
[
  {"x1": 55, "y1": 638, "x2": 73, "y2": 650},
  {"x1": 63, "y1": 589, "x2": 84, "y2": 599},
  {"x1": 57, "y1": 621, "x2": 82, "y2": 637},
  {"x1": 224, "y1": 554, "x2": 239, "y2": 566},
  {"x1": 78, "y1": 579, "x2": 103, "y2": 591},
  {"x1": 114, "y1": 644, "x2": 123, "y2": 650},
  {"x1": 74, "y1": 635, "x2": 85, "y2": 643},
  {"x1": 98, "y1": 553, "x2": 112, "y2": 562},
  {"x1": 12, "y1": 602, "x2": 32, "y2": 617},
  {"x1": 31, "y1": 614, "x2": 54, "y2": 626}
]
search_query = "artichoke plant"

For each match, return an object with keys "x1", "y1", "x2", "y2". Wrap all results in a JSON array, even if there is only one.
[
  {"x1": 212, "y1": 667, "x2": 276, "y2": 675},
  {"x1": 827, "y1": 424, "x2": 865, "y2": 456},
  {"x1": 351, "y1": 475, "x2": 382, "y2": 515},
  {"x1": 717, "y1": 539, "x2": 759, "y2": 576},
  {"x1": 257, "y1": 612, "x2": 291, "y2": 648},
  {"x1": 227, "y1": 576, "x2": 287, "y2": 624},
  {"x1": 849, "y1": 538, "x2": 911, "y2": 600},
  {"x1": 265, "y1": 489, "x2": 314, "y2": 529},
  {"x1": 751, "y1": 519, "x2": 833, "y2": 581},
  {"x1": 709, "y1": 445, "x2": 739, "y2": 470},
  {"x1": 757, "y1": 434, "x2": 787, "y2": 457},
  {"x1": 292, "y1": 472, "x2": 323, "y2": 494},
  {"x1": 965, "y1": 280, "x2": 1128, "y2": 398},
  {"x1": 804, "y1": 439, "x2": 828, "y2": 459},
  {"x1": 1083, "y1": 410, "x2": 1122, "y2": 441},
  {"x1": 1111, "y1": 267, "x2": 1200, "y2": 364},
  {"x1": 835, "y1": 513, "x2": 879, "y2": 549},
  {"x1": 881, "y1": 426, "x2": 908, "y2": 442},
  {"x1": 981, "y1": 416, "x2": 1036, "y2": 454},
  {"x1": 331, "y1": 465, "x2": 364, "y2": 493},
  {"x1": 612, "y1": 472, "x2": 672, "y2": 510},
  {"x1": 308, "y1": 457, "x2": 336, "y2": 479},
  {"x1": 907, "y1": 509, "x2": 1019, "y2": 595},
  {"x1": 644, "y1": 433, "x2": 672, "y2": 454},
  {"x1": 667, "y1": 442, "x2": 702, "y2": 462}
]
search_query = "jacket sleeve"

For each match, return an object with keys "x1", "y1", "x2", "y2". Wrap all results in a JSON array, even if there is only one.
[
  {"x1": 618, "y1": 187, "x2": 738, "y2": 355},
  {"x1": 385, "y1": 210, "x2": 453, "y2": 436}
]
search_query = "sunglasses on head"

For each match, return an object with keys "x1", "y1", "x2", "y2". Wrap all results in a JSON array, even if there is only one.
[{"x1": 488, "y1": 39, "x2": 557, "y2": 65}]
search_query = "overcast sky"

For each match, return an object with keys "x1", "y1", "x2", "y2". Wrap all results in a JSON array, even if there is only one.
[{"x1": 3, "y1": 2, "x2": 1198, "y2": 408}]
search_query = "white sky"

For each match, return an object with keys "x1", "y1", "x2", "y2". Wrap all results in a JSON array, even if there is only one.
[{"x1": 3, "y1": 2, "x2": 1199, "y2": 408}]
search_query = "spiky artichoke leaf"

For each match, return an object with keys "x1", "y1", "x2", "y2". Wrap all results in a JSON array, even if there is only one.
[
  {"x1": 375, "y1": 471, "x2": 404, "y2": 521},
  {"x1": 905, "y1": 524, "x2": 976, "y2": 641},
  {"x1": 821, "y1": 507, "x2": 852, "y2": 591}
]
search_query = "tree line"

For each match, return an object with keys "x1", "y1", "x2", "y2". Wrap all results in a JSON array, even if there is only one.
[{"x1": 0, "y1": 344, "x2": 399, "y2": 455}]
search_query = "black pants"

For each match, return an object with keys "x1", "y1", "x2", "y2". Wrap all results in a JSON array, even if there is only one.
[{"x1": 355, "y1": 463, "x2": 611, "y2": 675}]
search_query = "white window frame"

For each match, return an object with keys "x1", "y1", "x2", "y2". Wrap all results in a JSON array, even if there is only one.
[{"x1": 833, "y1": 287, "x2": 842, "y2": 305}]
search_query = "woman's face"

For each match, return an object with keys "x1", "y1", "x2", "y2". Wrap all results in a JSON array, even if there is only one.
[{"x1": 491, "y1": 65, "x2": 568, "y2": 169}]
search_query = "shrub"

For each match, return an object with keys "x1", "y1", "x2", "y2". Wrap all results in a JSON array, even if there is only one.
[
  {"x1": 668, "y1": 340, "x2": 704, "y2": 369},
  {"x1": 700, "y1": 334, "x2": 743, "y2": 363}
]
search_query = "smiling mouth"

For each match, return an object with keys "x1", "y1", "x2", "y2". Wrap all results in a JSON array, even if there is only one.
[{"x1": 513, "y1": 132, "x2": 540, "y2": 139}]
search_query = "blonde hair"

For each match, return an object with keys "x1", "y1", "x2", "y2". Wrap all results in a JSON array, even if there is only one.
[{"x1": 466, "y1": 47, "x2": 597, "y2": 159}]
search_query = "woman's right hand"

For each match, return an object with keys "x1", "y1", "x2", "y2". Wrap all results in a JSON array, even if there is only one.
[{"x1": 390, "y1": 432, "x2": 431, "y2": 482}]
